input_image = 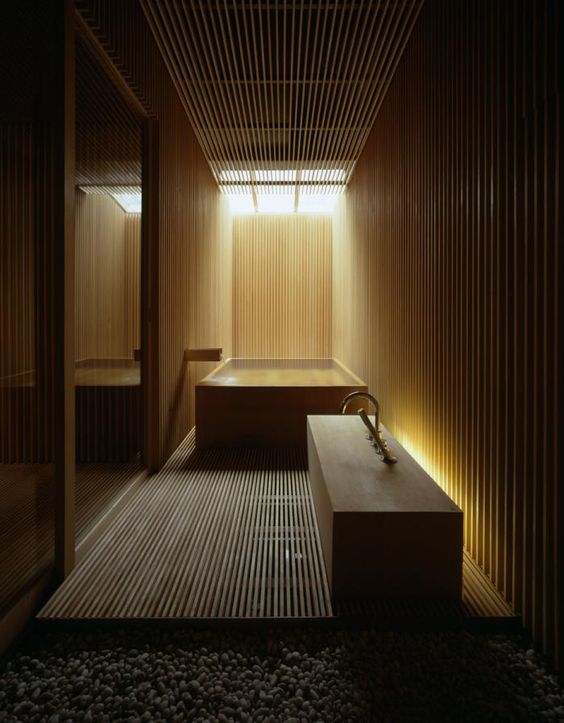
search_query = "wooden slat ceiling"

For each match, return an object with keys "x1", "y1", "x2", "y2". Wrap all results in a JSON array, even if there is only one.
[
  {"x1": 140, "y1": 0, "x2": 423, "y2": 210},
  {"x1": 76, "y1": 36, "x2": 142, "y2": 193}
]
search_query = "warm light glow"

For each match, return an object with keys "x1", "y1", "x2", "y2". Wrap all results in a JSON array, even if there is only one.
[
  {"x1": 226, "y1": 194, "x2": 255, "y2": 214},
  {"x1": 110, "y1": 193, "x2": 142, "y2": 213},
  {"x1": 219, "y1": 169, "x2": 251, "y2": 183},
  {"x1": 79, "y1": 185, "x2": 142, "y2": 214},
  {"x1": 298, "y1": 185, "x2": 343, "y2": 213},
  {"x1": 301, "y1": 168, "x2": 347, "y2": 182},
  {"x1": 220, "y1": 174, "x2": 346, "y2": 215},
  {"x1": 256, "y1": 187, "x2": 295, "y2": 213},
  {"x1": 255, "y1": 169, "x2": 296, "y2": 182}
]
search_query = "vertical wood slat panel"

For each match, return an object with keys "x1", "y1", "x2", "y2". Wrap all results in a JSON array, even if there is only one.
[
  {"x1": 75, "y1": 193, "x2": 136, "y2": 360},
  {"x1": 39, "y1": 430, "x2": 333, "y2": 620},
  {"x1": 76, "y1": 0, "x2": 233, "y2": 465},
  {"x1": 233, "y1": 214, "x2": 332, "y2": 359},
  {"x1": 0, "y1": 123, "x2": 38, "y2": 463},
  {"x1": 124, "y1": 213, "x2": 141, "y2": 355},
  {"x1": 332, "y1": 0, "x2": 562, "y2": 666},
  {"x1": 0, "y1": 5, "x2": 61, "y2": 466}
]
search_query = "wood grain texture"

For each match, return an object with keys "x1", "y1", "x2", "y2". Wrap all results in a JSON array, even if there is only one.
[
  {"x1": 38, "y1": 428, "x2": 517, "y2": 626},
  {"x1": 0, "y1": 0, "x2": 72, "y2": 623},
  {"x1": 332, "y1": 0, "x2": 562, "y2": 665},
  {"x1": 0, "y1": 462, "x2": 142, "y2": 617},
  {"x1": 233, "y1": 215, "x2": 331, "y2": 358},
  {"x1": 39, "y1": 429, "x2": 333, "y2": 620},
  {"x1": 76, "y1": 0, "x2": 233, "y2": 465},
  {"x1": 124, "y1": 213, "x2": 141, "y2": 355},
  {"x1": 75, "y1": 193, "x2": 140, "y2": 360},
  {"x1": 307, "y1": 416, "x2": 462, "y2": 599},
  {"x1": 139, "y1": 0, "x2": 423, "y2": 204}
]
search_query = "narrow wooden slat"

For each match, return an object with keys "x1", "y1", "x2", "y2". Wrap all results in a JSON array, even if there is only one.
[
  {"x1": 39, "y1": 430, "x2": 333, "y2": 619},
  {"x1": 139, "y1": 0, "x2": 421, "y2": 209},
  {"x1": 233, "y1": 215, "x2": 332, "y2": 358},
  {"x1": 332, "y1": 0, "x2": 560, "y2": 665}
]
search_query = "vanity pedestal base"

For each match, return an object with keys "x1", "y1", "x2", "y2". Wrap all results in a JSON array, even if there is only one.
[{"x1": 307, "y1": 415, "x2": 463, "y2": 599}]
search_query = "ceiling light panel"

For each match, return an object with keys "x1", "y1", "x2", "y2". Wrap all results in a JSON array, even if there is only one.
[
  {"x1": 256, "y1": 186, "x2": 295, "y2": 214},
  {"x1": 111, "y1": 192, "x2": 142, "y2": 213}
]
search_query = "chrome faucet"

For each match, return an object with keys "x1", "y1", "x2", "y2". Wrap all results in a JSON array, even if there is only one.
[{"x1": 339, "y1": 391, "x2": 397, "y2": 464}]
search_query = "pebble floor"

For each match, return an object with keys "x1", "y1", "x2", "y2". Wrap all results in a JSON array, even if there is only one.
[{"x1": 0, "y1": 625, "x2": 563, "y2": 722}]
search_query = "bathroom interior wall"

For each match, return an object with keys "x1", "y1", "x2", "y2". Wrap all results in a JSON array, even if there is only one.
[
  {"x1": 233, "y1": 214, "x2": 332, "y2": 359},
  {"x1": 0, "y1": 1, "x2": 66, "y2": 641},
  {"x1": 75, "y1": 193, "x2": 140, "y2": 361},
  {"x1": 76, "y1": 0, "x2": 233, "y2": 465},
  {"x1": 0, "y1": 6, "x2": 61, "y2": 466},
  {"x1": 333, "y1": 0, "x2": 562, "y2": 665}
]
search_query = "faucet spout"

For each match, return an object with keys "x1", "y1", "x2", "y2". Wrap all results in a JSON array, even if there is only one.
[{"x1": 340, "y1": 391, "x2": 397, "y2": 464}]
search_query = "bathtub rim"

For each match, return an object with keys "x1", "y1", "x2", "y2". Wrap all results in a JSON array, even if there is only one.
[{"x1": 196, "y1": 356, "x2": 366, "y2": 388}]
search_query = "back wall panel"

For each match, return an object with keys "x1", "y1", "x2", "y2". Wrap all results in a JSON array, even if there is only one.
[{"x1": 233, "y1": 215, "x2": 331, "y2": 359}]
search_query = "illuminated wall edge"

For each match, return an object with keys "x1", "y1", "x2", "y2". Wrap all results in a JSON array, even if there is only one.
[{"x1": 332, "y1": 0, "x2": 562, "y2": 667}]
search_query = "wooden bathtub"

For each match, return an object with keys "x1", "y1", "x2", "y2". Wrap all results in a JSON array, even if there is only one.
[{"x1": 195, "y1": 358, "x2": 367, "y2": 448}]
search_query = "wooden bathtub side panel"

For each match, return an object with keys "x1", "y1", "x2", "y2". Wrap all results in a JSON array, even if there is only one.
[{"x1": 195, "y1": 384, "x2": 367, "y2": 448}]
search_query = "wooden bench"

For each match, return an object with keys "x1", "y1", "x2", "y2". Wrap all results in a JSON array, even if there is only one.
[{"x1": 307, "y1": 415, "x2": 463, "y2": 599}]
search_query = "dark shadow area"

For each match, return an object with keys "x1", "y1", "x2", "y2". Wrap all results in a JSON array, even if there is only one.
[
  {"x1": 176, "y1": 441, "x2": 308, "y2": 474},
  {"x1": 1, "y1": 623, "x2": 562, "y2": 721}
]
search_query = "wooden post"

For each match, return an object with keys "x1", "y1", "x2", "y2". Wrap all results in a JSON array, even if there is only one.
[
  {"x1": 54, "y1": 0, "x2": 76, "y2": 579},
  {"x1": 142, "y1": 118, "x2": 160, "y2": 472}
]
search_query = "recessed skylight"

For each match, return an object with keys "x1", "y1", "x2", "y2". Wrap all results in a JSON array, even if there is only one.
[
  {"x1": 301, "y1": 168, "x2": 347, "y2": 183},
  {"x1": 111, "y1": 193, "x2": 142, "y2": 213},
  {"x1": 220, "y1": 177, "x2": 345, "y2": 215},
  {"x1": 256, "y1": 187, "x2": 295, "y2": 214},
  {"x1": 255, "y1": 170, "x2": 296, "y2": 183},
  {"x1": 219, "y1": 169, "x2": 251, "y2": 183},
  {"x1": 78, "y1": 185, "x2": 142, "y2": 214},
  {"x1": 298, "y1": 194, "x2": 341, "y2": 214}
]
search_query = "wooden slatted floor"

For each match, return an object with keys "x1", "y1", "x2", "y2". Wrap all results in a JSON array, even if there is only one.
[
  {"x1": 39, "y1": 430, "x2": 333, "y2": 620},
  {"x1": 39, "y1": 430, "x2": 519, "y2": 627}
]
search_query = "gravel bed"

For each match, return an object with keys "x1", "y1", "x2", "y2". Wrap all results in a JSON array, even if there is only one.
[{"x1": 0, "y1": 626, "x2": 563, "y2": 722}]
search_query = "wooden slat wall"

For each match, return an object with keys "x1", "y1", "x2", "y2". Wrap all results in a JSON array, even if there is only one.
[
  {"x1": 75, "y1": 193, "x2": 138, "y2": 360},
  {"x1": 0, "y1": 1, "x2": 70, "y2": 643},
  {"x1": 76, "y1": 0, "x2": 233, "y2": 464},
  {"x1": 233, "y1": 215, "x2": 332, "y2": 358},
  {"x1": 333, "y1": 0, "x2": 562, "y2": 665},
  {"x1": 0, "y1": 6, "x2": 60, "y2": 465},
  {"x1": 124, "y1": 213, "x2": 141, "y2": 355},
  {"x1": 76, "y1": 35, "x2": 142, "y2": 189},
  {"x1": 0, "y1": 125, "x2": 35, "y2": 381}
]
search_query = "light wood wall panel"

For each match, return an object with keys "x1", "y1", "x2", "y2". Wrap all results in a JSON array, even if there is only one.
[
  {"x1": 124, "y1": 213, "x2": 141, "y2": 355},
  {"x1": 75, "y1": 192, "x2": 136, "y2": 360},
  {"x1": 333, "y1": 0, "x2": 562, "y2": 666},
  {"x1": 76, "y1": 0, "x2": 233, "y2": 464},
  {"x1": 233, "y1": 215, "x2": 332, "y2": 359}
]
